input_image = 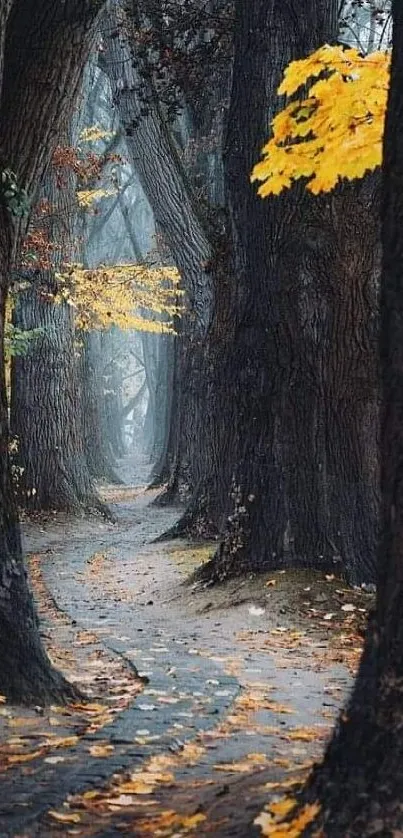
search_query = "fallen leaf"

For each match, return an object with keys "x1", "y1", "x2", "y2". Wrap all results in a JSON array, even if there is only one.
[
  {"x1": 254, "y1": 801, "x2": 320, "y2": 836},
  {"x1": 48, "y1": 811, "x2": 82, "y2": 824},
  {"x1": 135, "y1": 811, "x2": 206, "y2": 834},
  {"x1": 270, "y1": 798, "x2": 297, "y2": 818},
  {"x1": 88, "y1": 743, "x2": 114, "y2": 757},
  {"x1": 7, "y1": 749, "x2": 44, "y2": 764},
  {"x1": 285, "y1": 728, "x2": 324, "y2": 742},
  {"x1": 249, "y1": 606, "x2": 266, "y2": 616},
  {"x1": 44, "y1": 756, "x2": 66, "y2": 764},
  {"x1": 70, "y1": 703, "x2": 108, "y2": 713},
  {"x1": 51, "y1": 736, "x2": 79, "y2": 749}
]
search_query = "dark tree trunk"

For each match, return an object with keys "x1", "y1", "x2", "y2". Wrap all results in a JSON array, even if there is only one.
[
  {"x1": 282, "y1": 180, "x2": 380, "y2": 584},
  {"x1": 0, "y1": 0, "x2": 105, "y2": 702},
  {"x1": 197, "y1": 0, "x2": 380, "y2": 585},
  {"x1": 10, "y1": 286, "x2": 106, "y2": 514},
  {"x1": 10, "y1": 125, "x2": 107, "y2": 514},
  {"x1": 0, "y1": 275, "x2": 79, "y2": 704},
  {"x1": 287, "y1": 5, "x2": 403, "y2": 834},
  {"x1": 196, "y1": 0, "x2": 339, "y2": 581}
]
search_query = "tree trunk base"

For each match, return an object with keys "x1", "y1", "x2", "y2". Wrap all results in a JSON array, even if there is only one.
[
  {"x1": 284, "y1": 618, "x2": 403, "y2": 837},
  {"x1": 0, "y1": 614, "x2": 83, "y2": 706}
]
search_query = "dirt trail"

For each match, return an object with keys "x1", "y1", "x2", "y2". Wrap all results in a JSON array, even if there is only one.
[{"x1": 0, "y1": 459, "x2": 369, "y2": 836}]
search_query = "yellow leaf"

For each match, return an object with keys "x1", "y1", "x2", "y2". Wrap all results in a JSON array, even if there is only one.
[
  {"x1": 270, "y1": 799, "x2": 297, "y2": 818},
  {"x1": 135, "y1": 811, "x2": 206, "y2": 834},
  {"x1": 6, "y1": 749, "x2": 44, "y2": 764},
  {"x1": 88, "y1": 743, "x2": 115, "y2": 757},
  {"x1": 51, "y1": 736, "x2": 79, "y2": 748},
  {"x1": 70, "y1": 702, "x2": 108, "y2": 713},
  {"x1": 48, "y1": 810, "x2": 82, "y2": 824},
  {"x1": 285, "y1": 728, "x2": 323, "y2": 742},
  {"x1": 252, "y1": 45, "x2": 389, "y2": 196}
]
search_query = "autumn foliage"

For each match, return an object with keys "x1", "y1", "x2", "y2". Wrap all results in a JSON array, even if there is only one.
[
  {"x1": 252, "y1": 45, "x2": 389, "y2": 196},
  {"x1": 58, "y1": 263, "x2": 182, "y2": 333},
  {"x1": 18, "y1": 131, "x2": 182, "y2": 334}
]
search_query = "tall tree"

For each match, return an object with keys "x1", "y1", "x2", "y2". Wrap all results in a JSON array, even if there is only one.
[
  {"x1": 0, "y1": 0, "x2": 106, "y2": 703},
  {"x1": 106, "y1": 0, "x2": 380, "y2": 583},
  {"x1": 196, "y1": 0, "x2": 380, "y2": 585},
  {"x1": 10, "y1": 136, "x2": 106, "y2": 514},
  {"x1": 281, "y1": 3, "x2": 403, "y2": 834}
]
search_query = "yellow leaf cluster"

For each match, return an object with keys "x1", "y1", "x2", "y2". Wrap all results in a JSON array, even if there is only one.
[
  {"x1": 252, "y1": 44, "x2": 389, "y2": 196},
  {"x1": 255, "y1": 797, "x2": 320, "y2": 837},
  {"x1": 79, "y1": 125, "x2": 114, "y2": 144},
  {"x1": 57, "y1": 263, "x2": 182, "y2": 333},
  {"x1": 77, "y1": 187, "x2": 117, "y2": 207}
]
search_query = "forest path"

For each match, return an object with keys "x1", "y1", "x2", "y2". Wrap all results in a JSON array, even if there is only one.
[{"x1": 0, "y1": 459, "x2": 367, "y2": 837}]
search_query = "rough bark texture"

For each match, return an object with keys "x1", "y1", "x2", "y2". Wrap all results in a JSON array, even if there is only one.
[
  {"x1": 0, "y1": 0, "x2": 12, "y2": 96},
  {"x1": 197, "y1": 0, "x2": 379, "y2": 585},
  {"x1": 289, "y1": 6, "x2": 403, "y2": 834},
  {"x1": 0, "y1": 0, "x2": 105, "y2": 702},
  {"x1": 10, "y1": 129, "x2": 106, "y2": 514},
  {"x1": 11, "y1": 289, "x2": 106, "y2": 514}
]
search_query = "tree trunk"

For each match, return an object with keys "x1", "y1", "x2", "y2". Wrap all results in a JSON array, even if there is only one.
[
  {"x1": 101, "y1": 3, "x2": 215, "y2": 501},
  {"x1": 0, "y1": 1, "x2": 12, "y2": 96},
  {"x1": 10, "y1": 287, "x2": 107, "y2": 514},
  {"x1": 151, "y1": 334, "x2": 174, "y2": 463},
  {"x1": 81, "y1": 331, "x2": 123, "y2": 483},
  {"x1": 282, "y1": 179, "x2": 380, "y2": 583},
  {"x1": 0, "y1": 273, "x2": 79, "y2": 703},
  {"x1": 0, "y1": 0, "x2": 105, "y2": 703},
  {"x1": 10, "y1": 123, "x2": 108, "y2": 514},
  {"x1": 290, "y1": 4, "x2": 403, "y2": 834},
  {"x1": 197, "y1": 0, "x2": 380, "y2": 585},
  {"x1": 195, "y1": 0, "x2": 339, "y2": 581}
]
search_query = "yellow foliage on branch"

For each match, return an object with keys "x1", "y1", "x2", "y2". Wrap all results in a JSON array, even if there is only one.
[
  {"x1": 57, "y1": 263, "x2": 182, "y2": 333},
  {"x1": 251, "y1": 45, "x2": 389, "y2": 196},
  {"x1": 77, "y1": 188, "x2": 117, "y2": 208}
]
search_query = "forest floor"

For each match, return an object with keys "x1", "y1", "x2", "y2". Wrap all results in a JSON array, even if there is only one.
[{"x1": 0, "y1": 457, "x2": 374, "y2": 837}]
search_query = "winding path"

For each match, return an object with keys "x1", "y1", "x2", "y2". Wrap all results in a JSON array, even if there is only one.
[{"x1": 0, "y1": 468, "x2": 353, "y2": 836}]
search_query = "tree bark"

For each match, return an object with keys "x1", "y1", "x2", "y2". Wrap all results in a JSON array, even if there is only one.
[
  {"x1": 11, "y1": 125, "x2": 108, "y2": 514},
  {"x1": 197, "y1": 0, "x2": 380, "y2": 585},
  {"x1": 288, "y1": 4, "x2": 403, "y2": 834},
  {"x1": 195, "y1": 0, "x2": 339, "y2": 581},
  {"x1": 11, "y1": 288, "x2": 107, "y2": 514},
  {"x1": 0, "y1": 0, "x2": 105, "y2": 702}
]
